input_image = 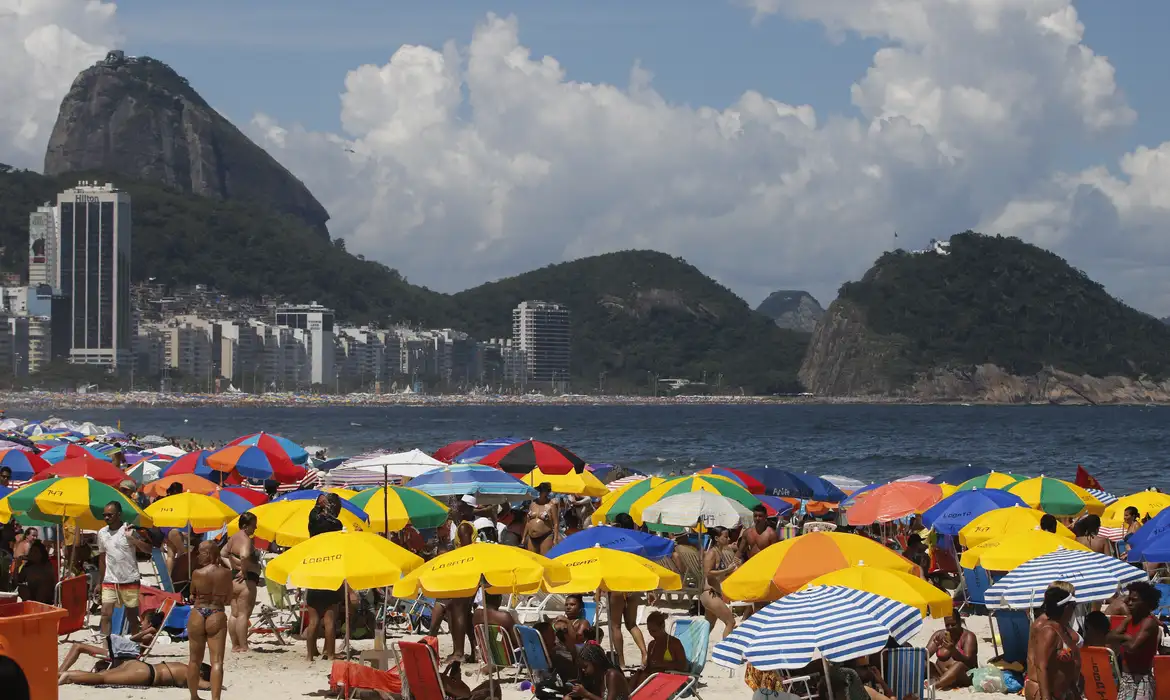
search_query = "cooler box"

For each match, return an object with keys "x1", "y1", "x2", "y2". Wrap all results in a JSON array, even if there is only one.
[{"x1": 0, "y1": 600, "x2": 68, "y2": 700}]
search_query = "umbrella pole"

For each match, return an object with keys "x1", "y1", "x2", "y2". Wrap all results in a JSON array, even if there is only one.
[
  {"x1": 344, "y1": 583, "x2": 352, "y2": 659},
  {"x1": 375, "y1": 464, "x2": 389, "y2": 651},
  {"x1": 822, "y1": 657, "x2": 835, "y2": 700}
]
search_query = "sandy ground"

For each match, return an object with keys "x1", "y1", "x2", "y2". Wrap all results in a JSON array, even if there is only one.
[{"x1": 56, "y1": 566, "x2": 1011, "y2": 700}]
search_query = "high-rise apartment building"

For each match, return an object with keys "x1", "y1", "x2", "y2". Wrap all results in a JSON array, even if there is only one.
[
  {"x1": 512, "y1": 300, "x2": 570, "y2": 383},
  {"x1": 274, "y1": 303, "x2": 334, "y2": 385},
  {"x1": 56, "y1": 181, "x2": 132, "y2": 368},
  {"x1": 28, "y1": 205, "x2": 58, "y2": 288}
]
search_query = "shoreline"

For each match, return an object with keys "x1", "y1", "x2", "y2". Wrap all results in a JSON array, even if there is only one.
[{"x1": 0, "y1": 390, "x2": 1165, "y2": 409}]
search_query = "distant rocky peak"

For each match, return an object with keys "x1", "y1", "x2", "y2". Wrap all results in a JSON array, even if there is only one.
[{"x1": 755, "y1": 290, "x2": 824, "y2": 333}]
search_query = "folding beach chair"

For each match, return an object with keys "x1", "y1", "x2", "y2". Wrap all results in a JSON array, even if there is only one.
[
  {"x1": 631, "y1": 672, "x2": 697, "y2": 700},
  {"x1": 1153, "y1": 655, "x2": 1170, "y2": 700},
  {"x1": 474, "y1": 623, "x2": 522, "y2": 680},
  {"x1": 150, "y1": 548, "x2": 175, "y2": 593},
  {"x1": 958, "y1": 566, "x2": 992, "y2": 614},
  {"x1": 883, "y1": 647, "x2": 935, "y2": 700},
  {"x1": 514, "y1": 592, "x2": 564, "y2": 624},
  {"x1": 671, "y1": 618, "x2": 709, "y2": 677},
  {"x1": 991, "y1": 610, "x2": 1030, "y2": 664},
  {"x1": 109, "y1": 606, "x2": 129, "y2": 636},
  {"x1": 1081, "y1": 646, "x2": 1120, "y2": 700},
  {"x1": 1155, "y1": 584, "x2": 1170, "y2": 619},
  {"x1": 395, "y1": 639, "x2": 454, "y2": 700},
  {"x1": 514, "y1": 624, "x2": 554, "y2": 685},
  {"x1": 55, "y1": 574, "x2": 89, "y2": 639},
  {"x1": 583, "y1": 598, "x2": 598, "y2": 626}
]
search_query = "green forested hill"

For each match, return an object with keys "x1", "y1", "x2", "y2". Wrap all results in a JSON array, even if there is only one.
[{"x1": 836, "y1": 232, "x2": 1170, "y2": 379}]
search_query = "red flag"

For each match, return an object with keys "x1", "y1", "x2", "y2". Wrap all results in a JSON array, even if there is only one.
[{"x1": 1075, "y1": 465, "x2": 1103, "y2": 490}]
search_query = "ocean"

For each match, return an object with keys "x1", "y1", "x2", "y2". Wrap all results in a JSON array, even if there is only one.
[{"x1": 33, "y1": 404, "x2": 1167, "y2": 494}]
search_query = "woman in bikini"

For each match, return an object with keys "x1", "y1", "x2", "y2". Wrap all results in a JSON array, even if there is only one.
[
  {"x1": 59, "y1": 660, "x2": 212, "y2": 689},
  {"x1": 608, "y1": 514, "x2": 647, "y2": 667},
  {"x1": 700, "y1": 527, "x2": 741, "y2": 640},
  {"x1": 1026, "y1": 585, "x2": 1082, "y2": 700},
  {"x1": 629, "y1": 611, "x2": 688, "y2": 687},
  {"x1": 568, "y1": 642, "x2": 631, "y2": 700},
  {"x1": 925, "y1": 611, "x2": 977, "y2": 689},
  {"x1": 525, "y1": 482, "x2": 559, "y2": 555},
  {"x1": 188, "y1": 540, "x2": 233, "y2": 700}
]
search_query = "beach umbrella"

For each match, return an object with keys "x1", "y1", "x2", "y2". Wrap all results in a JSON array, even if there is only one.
[
  {"x1": 840, "y1": 482, "x2": 885, "y2": 509},
  {"x1": 547, "y1": 525, "x2": 676, "y2": 560},
  {"x1": 392, "y1": 542, "x2": 570, "y2": 598},
  {"x1": 0, "y1": 440, "x2": 34, "y2": 453},
  {"x1": 0, "y1": 449, "x2": 51, "y2": 481},
  {"x1": 629, "y1": 475, "x2": 760, "y2": 525},
  {"x1": 124, "y1": 459, "x2": 163, "y2": 486},
  {"x1": 478, "y1": 440, "x2": 586, "y2": 476},
  {"x1": 227, "y1": 500, "x2": 369, "y2": 546},
  {"x1": 930, "y1": 465, "x2": 991, "y2": 485},
  {"x1": 1102, "y1": 491, "x2": 1170, "y2": 529},
  {"x1": 712, "y1": 586, "x2": 923, "y2": 670},
  {"x1": 160, "y1": 449, "x2": 241, "y2": 484},
  {"x1": 345, "y1": 485, "x2": 449, "y2": 531},
  {"x1": 451, "y1": 437, "x2": 525, "y2": 464},
  {"x1": 407, "y1": 464, "x2": 537, "y2": 503},
  {"x1": 337, "y1": 449, "x2": 446, "y2": 480},
  {"x1": 213, "y1": 487, "x2": 269, "y2": 513},
  {"x1": 1087, "y1": 489, "x2": 1118, "y2": 506},
  {"x1": 0, "y1": 418, "x2": 25, "y2": 431},
  {"x1": 3, "y1": 476, "x2": 150, "y2": 530},
  {"x1": 325, "y1": 487, "x2": 360, "y2": 499},
  {"x1": 520, "y1": 467, "x2": 608, "y2": 497},
  {"x1": 142, "y1": 473, "x2": 219, "y2": 498},
  {"x1": 1123, "y1": 508, "x2": 1170, "y2": 563},
  {"x1": 1008, "y1": 476, "x2": 1105, "y2": 517},
  {"x1": 896, "y1": 475, "x2": 934, "y2": 483},
  {"x1": 806, "y1": 567, "x2": 953, "y2": 618},
  {"x1": 958, "y1": 506, "x2": 1075, "y2": 548},
  {"x1": 206, "y1": 445, "x2": 306, "y2": 483},
  {"x1": 758, "y1": 495, "x2": 795, "y2": 518},
  {"x1": 433, "y1": 439, "x2": 482, "y2": 464},
  {"x1": 959, "y1": 529, "x2": 1090, "y2": 571},
  {"x1": 590, "y1": 477, "x2": 661, "y2": 524},
  {"x1": 266, "y1": 530, "x2": 424, "y2": 590},
  {"x1": 722, "y1": 532, "x2": 918, "y2": 602},
  {"x1": 39, "y1": 443, "x2": 113, "y2": 465},
  {"x1": 641, "y1": 492, "x2": 754, "y2": 530},
  {"x1": 922, "y1": 489, "x2": 1029, "y2": 535},
  {"x1": 845, "y1": 482, "x2": 944, "y2": 526},
  {"x1": 696, "y1": 467, "x2": 765, "y2": 494},
  {"x1": 741, "y1": 468, "x2": 846, "y2": 501},
  {"x1": 547, "y1": 548, "x2": 681, "y2": 593},
  {"x1": 32, "y1": 456, "x2": 134, "y2": 489},
  {"x1": 228, "y1": 432, "x2": 309, "y2": 465},
  {"x1": 985, "y1": 548, "x2": 1147, "y2": 609},
  {"x1": 821, "y1": 475, "x2": 868, "y2": 492},
  {"x1": 272, "y1": 488, "x2": 369, "y2": 520},
  {"x1": 145, "y1": 492, "x2": 239, "y2": 530},
  {"x1": 955, "y1": 471, "x2": 1025, "y2": 491}
]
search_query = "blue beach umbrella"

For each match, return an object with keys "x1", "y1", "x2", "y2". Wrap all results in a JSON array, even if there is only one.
[
  {"x1": 742, "y1": 468, "x2": 846, "y2": 501},
  {"x1": 757, "y1": 495, "x2": 796, "y2": 518},
  {"x1": 0, "y1": 449, "x2": 51, "y2": 481},
  {"x1": 548, "y1": 525, "x2": 675, "y2": 560},
  {"x1": 922, "y1": 489, "x2": 1028, "y2": 536},
  {"x1": 40, "y1": 444, "x2": 113, "y2": 465},
  {"x1": 1125, "y1": 508, "x2": 1170, "y2": 563},
  {"x1": 453, "y1": 438, "x2": 525, "y2": 464},
  {"x1": 929, "y1": 465, "x2": 991, "y2": 486},
  {"x1": 409, "y1": 464, "x2": 537, "y2": 501},
  {"x1": 273, "y1": 489, "x2": 367, "y2": 520},
  {"x1": 986, "y1": 549, "x2": 1146, "y2": 608},
  {"x1": 229, "y1": 432, "x2": 309, "y2": 465},
  {"x1": 712, "y1": 585, "x2": 923, "y2": 670}
]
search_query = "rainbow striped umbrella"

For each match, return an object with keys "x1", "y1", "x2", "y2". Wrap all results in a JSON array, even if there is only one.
[
  {"x1": 207, "y1": 445, "x2": 305, "y2": 483},
  {"x1": 954, "y1": 471, "x2": 1025, "y2": 492},
  {"x1": 629, "y1": 475, "x2": 761, "y2": 525},
  {"x1": 347, "y1": 485, "x2": 449, "y2": 531},
  {"x1": 39, "y1": 443, "x2": 112, "y2": 465},
  {"x1": 228, "y1": 432, "x2": 309, "y2": 465},
  {"x1": 0, "y1": 449, "x2": 51, "y2": 481},
  {"x1": 591, "y1": 477, "x2": 664, "y2": 525}
]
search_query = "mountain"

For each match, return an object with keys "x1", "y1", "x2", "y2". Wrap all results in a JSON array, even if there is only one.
[
  {"x1": 799, "y1": 232, "x2": 1170, "y2": 402},
  {"x1": 451, "y1": 251, "x2": 810, "y2": 393},
  {"x1": 756, "y1": 290, "x2": 824, "y2": 332},
  {"x1": 43, "y1": 52, "x2": 330, "y2": 236}
]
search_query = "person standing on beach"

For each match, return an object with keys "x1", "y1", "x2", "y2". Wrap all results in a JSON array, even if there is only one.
[
  {"x1": 305, "y1": 494, "x2": 344, "y2": 661},
  {"x1": 524, "y1": 483, "x2": 559, "y2": 555},
  {"x1": 738, "y1": 504, "x2": 777, "y2": 561},
  {"x1": 222, "y1": 511, "x2": 261, "y2": 652},
  {"x1": 98, "y1": 501, "x2": 152, "y2": 637},
  {"x1": 1108, "y1": 581, "x2": 1161, "y2": 700},
  {"x1": 188, "y1": 540, "x2": 232, "y2": 700}
]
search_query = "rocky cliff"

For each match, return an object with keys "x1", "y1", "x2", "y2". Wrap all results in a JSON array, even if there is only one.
[
  {"x1": 756, "y1": 290, "x2": 824, "y2": 332},
  {"x1": 43, "y1": 52, "x2": 330, "y2": 236}
]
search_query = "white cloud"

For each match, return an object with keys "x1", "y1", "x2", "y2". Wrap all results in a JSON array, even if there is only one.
[{"x1": 0, "y1": 0, "x2": 119, "y2": 169}]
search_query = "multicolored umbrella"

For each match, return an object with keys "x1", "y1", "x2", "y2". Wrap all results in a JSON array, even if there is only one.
[
  {"x1": 143, "y1": 474, "x2": 220, "y2": 498},
  {"x1": 39, "y1": 443, "x2": 112, "y2": 464},
  {"x1": 478, "y1": 440, "x2": 586, "y2": 476},
  {"x1": 954, "y1": 471, "x2": 1025, "y2": 491},
  {"x1": 3, "y1": 476, "x2": 150, "y2": 530},
  {"x1": 407, "y1": 464, "x2": 537, "y2": 502},
  {"x1": 697, "y1": 467, "x2": 764, "y2": 494},
  {"x1": 432, "y1": 439, "x2": 483, "y2": 464},
  {"x1": 207, "y1": 445, "x2": 305, "y2": 483},
  {"x1": 213, "y1": 486, "x2": 269, "y2": 513},
  {"x1": 591, "y1": 477, "x2": 664, "y2": 524},
  {"x1": 757, "y1": 495, "x2": 795, "y2": 518},
  {"x1": 641, "y1": 491, "x2": 755, "y2": 530},
  {"x1": 845, "y1": 482, "x2": 944, "y2": 526},
  {"x1": 452, "y1": 437, "x2": 525, "y2": 464},
  {"x1": 929, "y1": 465, "x2": 991, "y2": 486},
  {"x1": 0, "y1": 448, "x2": 51, "y2": 481},
  {"x1": 628, "y1": 475, "x2": 760, "y2": 525},
  {"x1": 346, "y1": 485, "x2": 449, "y2": 532},
  {"x1": 1007, "y1": 476, "x2": 1105, "y2": 517},
  {"x1": 160, "y1": 449, "x2": 241, "y2": 484},
  {"x1": 32, "y1": 456, "x2": 134, "y2": 488},
  {"x1": 921, "y1": 489, "x2": 1028, "y2": 535},
  {"x1": 741, "y1": 468, "x2": 846, "y2": 501},
  {"x1": 228, "y1": 432, "x2": 309, "y2": 465}
]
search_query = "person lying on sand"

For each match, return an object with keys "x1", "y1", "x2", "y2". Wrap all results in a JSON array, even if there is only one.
[{"x1": 59, "y1": 660, "x2": 211, "y2": 690}]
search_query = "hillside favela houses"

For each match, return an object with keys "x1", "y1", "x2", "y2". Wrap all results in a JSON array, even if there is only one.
[{"x1": 6, "y1": 181, "x2": 571, "y2": 394}]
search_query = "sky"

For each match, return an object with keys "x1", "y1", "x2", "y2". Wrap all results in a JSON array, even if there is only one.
[{"x1": 3, "y1": 0, "x2": 1169, "y2": 316}]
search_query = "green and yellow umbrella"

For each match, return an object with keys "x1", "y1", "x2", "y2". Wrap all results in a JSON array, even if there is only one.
[
  {"x1": 347, "y1": 485, "x2": 449, "y2": 532},
  {"x1": 1, "y1": 476, "x2": 150, "y2": 530},
  {"x1": 629, "y1": 475, "x2": 761, "y2": 525},
  {"x1": 1007, "y1": 476, "x2": 1105, "y2": 517},
  {"x1": 955, "y1": 471, "x2": 1025, "y2": 492},
  {"x1": 591, "y1": 477, "x2": 664, "y2": 525}
]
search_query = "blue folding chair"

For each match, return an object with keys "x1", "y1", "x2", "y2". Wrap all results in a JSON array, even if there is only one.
[
  {"x1": 1154, "y1": 583, "x2": 1170, "y2": 619},
  {"x1": 150, "y1": 548, "x2": 175, "y2": 593},
  {"x1": 109, "y1": 606, "x2": 129, "y2": 635},
  {"x1": 960, "y1": 566, "x2": 993, "y2": 613},
  {"x1": 514, "y1": 624, "x2": 553, "y2": 684},
  {"x1": 993, "y1": 610, "x2": 1031, "y2": 664},
  {"x1": 583, "y1": 599, "x2": 598, "y2": 626},
  {"x1": 884, "y1": 646, "x2": 935, "y2": 700},
  {"x1": 671, "y1": 618, "x2": 709, "y2": 677}
]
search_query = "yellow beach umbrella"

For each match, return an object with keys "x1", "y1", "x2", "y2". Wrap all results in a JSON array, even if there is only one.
[
  {"x1": 392, "y1": 542, "x2": 570, "y2": 598},
  {"x1": 958, "y1": 506, "x2": 1075, "y2": 548},
  {"x1": 326, "y1": 487, "x2": 360, "y2": 500},
  {"x1": 959, "y1": 530, "x2": 1089, "y2": 571},
  {"x1": 228, "y1": 500, "x2": 368, "y2": 546},
  {"x1": 265, "y1": 531, "x2": 424, "y2": 590},
  {"x1": 806, "y1": 566, "x2": 952, "y2": 618},
  {"x1": 590, "y1": 477, "x2": 664, "y2": 525},
  {"x1": 145, "y1": 492, "x2": 239, "y2": 530},
  {"x1": 522, "y1": 468, "x2": 609, "y2": 497},
  {"x1": 547, "y1": 548, "x2": 682, "y2": 593},
  {"x1": 955, "y1": 471, "x2": 1026, "y2": 491},
  {"x1": 1103, "y1": 491, "x2": 1170, "y2": 529},
  {"x1": 1007, "y1": 476, "x2": 1105, "y2": 517}
]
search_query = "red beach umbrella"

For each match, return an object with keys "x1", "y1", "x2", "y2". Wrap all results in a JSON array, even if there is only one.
[
  {"x1": 697, "y1": 467, "x2": 765, "y2": 495},
  {"x1": 433, "y1": 439, "x2": 482, "y2": 464},
  {"x1": 478, "y1": 440, "x2": 586, "y2": 476},
  {"x1": 33, "y1": 456, "x2": 135, "y2": 488}
]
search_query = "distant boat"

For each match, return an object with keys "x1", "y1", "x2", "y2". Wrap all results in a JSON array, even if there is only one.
[
  {"x1": 552, "y1": 426, "x2": 563, "y2": 432},
  {"x1": 350, "y1": 422, "x2": 362, "y2": 427}
]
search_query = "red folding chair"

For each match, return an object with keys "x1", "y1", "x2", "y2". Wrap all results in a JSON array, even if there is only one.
[
  {"x1": 55, "y1": 574, "x2": 89, "y2": 639},
  {"x1": 395, "y1": 640, "x2": 449, "y2": 700},
  {"x1": 631, "y1": 672, "x2": 698, "y2": 700}
]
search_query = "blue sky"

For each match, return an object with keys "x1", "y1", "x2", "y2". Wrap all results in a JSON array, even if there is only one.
[{"x1": 115, "y1": 0, "x2": 1168, "y2": 173}]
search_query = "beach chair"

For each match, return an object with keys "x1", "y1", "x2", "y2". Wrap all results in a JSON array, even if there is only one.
[
  {"x1": 406, "y1": 595, "x2": 443, "y2": 633},
  {"x1": 779, "y1": 670, "x2": 817, "y2": 700},
  {"x1": 395, "y1": 639, "x2": 453, "y2": 700},
  {"x1": 514, "y1": 624, "x2": 554, "y2": 684},
  {"x1": 671, "y1": 618, "x2": 709, "y2": 677},
  {"x1": 631, "y1": 672, "x2": 698, "y2": 700},
  {"x1": 1082, "y1": 646, "x2": 1120, "y2": 700},
  {"x1": 150, "y1": 548, "x2": 175, "y2": 593},
  {"x1": 1154, "y1": 656, "x2": 1170, "y2": 700},
  {"x1": 163, "y1": 604, "x2": 191, "y2": 641},
  {"x1": 958, "y1": 566, "x2": 992, "y2": 614},
  {"x1": 55, "y1": 574, "x2": 89, "y2": 639},
  {"x1": 474, "y1": 624, "x2": 522, "y2": 680},
  {"x1": 109, "y1": 606, "x2": 129, "y2": 636},
  {"x1": 514, "y1": 592, "x2": 564, "y2": 623},
  {"x1": 883, "y1": 647, "x2": 935, "y2": 700},
  {"x1": 991, "y1": 610, "x2": 1030, "y2": 664},
  {"x1": 583, "y1": 598, "x2": 598, "y2": 626}
]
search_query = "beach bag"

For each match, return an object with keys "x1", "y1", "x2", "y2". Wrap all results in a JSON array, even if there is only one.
[{"x1": 969, "y1": 665, "x2": 1007, "y2": 693}]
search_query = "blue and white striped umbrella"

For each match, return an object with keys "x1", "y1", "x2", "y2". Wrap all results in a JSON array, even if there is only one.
[
  {"x1": 712, "y1": 585, "x2": 924, "y2": 670},
  {"x1": 1087, "y1": 489, "x2": 1118, "y2": 506},
  {"x1": 408, "y1": 464, "x2": 537, "y2": 502},
  {"x1": 984, "y1": 548, "x2": 1146, "y2": 609}
]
